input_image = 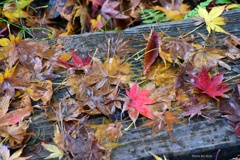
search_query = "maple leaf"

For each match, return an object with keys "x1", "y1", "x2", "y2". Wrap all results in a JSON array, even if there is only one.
[
  {"x1": 89, "y1": 122, "x2": 122, "y2": 149},
  {"x1": 0, "y1": 121, "x2": 29, "y2": 147},
  {"x1": 191, "y1": 67, "x2": 231, "y2": 99},
  {"x1": 124, "y1": 83, "x2": 156, "y2": 125},
  {"x1": 143, "y1": 30, "x2": 161, "y2": 74},
  {"x1": 220, "y1": 84, "x2": 240, "y2": 122},
  {"x1": 153, "y1": 4, "x2": 190, "y2": 21},
  {"x1": 198, "y1": 6, "x2": 227, "y2": 34},
  {"x1": 41, "y1": 143, "x2": 64, "y2": 160},
  {"x1": 0, "y1": 107, "x2": 32, "y2": 127},
  {"x1": 163, "y1": 112, "x2": 181, "y2": 138},
  {"x1": 0, "y1": 144, "x2": 31, "y2": 160},
  {"x1": 181, "y1": 104, "x2": 208, "y2": 122},
  {"x1": 190, "y1": 44, "x2": 231, "y2": 71},
  {"x1": 161, "y1": 36, "x2": 194, "y2": 62},
  {"x1": 228, "y1": 121, "x2": 240, "y2": 137},
  {"x1": 64, "y1": 132, "x2": 106, "y2": 159},
  {"x1": 100, "y1": 0, "x2": 129, "y2": 20},
  {"x1": 58, "y1": 49, "x2": 91, "y2": 69},
  {"x1": 2, "y1": 0, "x2": 33, "y2": 23},
  {"x1": 90, "y1": 15, "x2": 104, "y2": 31}
]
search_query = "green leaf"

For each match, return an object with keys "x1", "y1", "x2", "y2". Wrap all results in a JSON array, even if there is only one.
[
  {"x1": 215, "y1": 0, "x2": 231, "y2": 4},
  {"x1": 140, "y1": 9, "x2": 169, "y2": 24},
  {"x1": 184, "y1": 0, "x2": 212, "y2": 19}
]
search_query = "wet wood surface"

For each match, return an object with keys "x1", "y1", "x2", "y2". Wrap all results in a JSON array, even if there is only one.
[{"x1": 28, "y1": 9, "x2": 240, "y2": 159}]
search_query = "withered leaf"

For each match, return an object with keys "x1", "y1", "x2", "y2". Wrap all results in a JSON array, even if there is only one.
[
  {"x1": 143, "y1": 30, "x2": 161, "y2": 74},
  {"x1": 0, "y1": 121, "x2": 29, "y2": 147}
]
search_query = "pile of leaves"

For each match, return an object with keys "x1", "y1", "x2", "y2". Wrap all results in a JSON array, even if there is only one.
[
  {"x1": 0, "y1": 1, "x2": 240, "y2": 160},
  {"x1": 0, "y1": 0, "x2": 240, "y2": 39}
]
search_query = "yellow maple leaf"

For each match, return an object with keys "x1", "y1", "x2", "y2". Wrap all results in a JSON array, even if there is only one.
[
  {"x1": 153, "y1": 4, "x2": 190, "y2": 21},
  {"x1": 2, "y1": 0, "x2": 33, "y2": 23},
  {"x1": 198, "y1": 6, "x2": 226, "y2": 34},
  {"x1": 41, "y1": 143, "x2": 64, "y2": 160},
  {"x1": 0, "y1": 34, "x2": 22, "y2": 47},
  {"x1": 0, "y1": 65, "x2": 17, "y2": 83}
]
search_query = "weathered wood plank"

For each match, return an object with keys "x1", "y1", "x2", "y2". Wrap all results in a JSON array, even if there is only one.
[{"x1": 28, "y1": 9, "x2": 240, "y2": 159}]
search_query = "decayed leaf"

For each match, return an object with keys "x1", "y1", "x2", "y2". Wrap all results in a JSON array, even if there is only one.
[
  {"x1": 0, "y1": 121, "x2": 29, "y2": 146},
  {"x1": 191, "y1": 67, "x2": 231, "y2": 99},
  {"x1": 73, "y1": 6, "x2": 88, "y2": 33},
  {"x1": 181, "y1": 104, "x2": 208, "y2": 121},
  {"x1": 2, "y1": 0, "x2": 33, "y2": 23},
  {"x1": 27, "y1": 80, "x2": 53, "y2": 105},
  {"x1": 42, "y1": 143, "x2": 64, "y2": 160},
  {"x1": 191, "y1": 44, "x2": 231, "y2": 71},
  {"x1": 64, "y1": 133, "x2": 106, "y2": 159},
  {"x1": 53, "y1": 125, "x2": 65, "y2": 151},
  {"x1": 0, "y1": 94, "x2": 11, "y2": 118},
  {"x1": 101, "y1": 0, "x2": 129, "y2": 20},
  {"x1": 89, "y1": 122, "x2": 122, "y2": 149},
  {"x1": 124, "y1": 83, "x2": 156, "y2": 125},
  {"x1": 0, "y1": 144, "x2": 30, "y2": 160},
  {"x1": 143, "y1": 30, "x2": 161, "y2": 74},
  {"x1": 161, "y1": 36, "x2": 194, "y2": 62},
  {"x1": 0, "y1": 107, "x2": 32, "y2": 127},
  {"x1": 198, "y1": 6, "x2": 226, "y2": 34},
  {"x1": 220, "y1": 84, "x2": 240, "y2": 122},
  {"x1": 163, "y1": 112, "x2": 181, "y2": 138}
]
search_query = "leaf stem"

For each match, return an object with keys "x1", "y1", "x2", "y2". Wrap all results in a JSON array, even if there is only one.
[{"x1": 181, "y1": 23, "x2": 205, "y2": 38}]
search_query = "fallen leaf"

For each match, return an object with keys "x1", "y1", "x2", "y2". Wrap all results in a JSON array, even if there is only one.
[
  {"x1": 190, "y1": 44, "x2": 231, "y2": 71},
  {"x1": 124, "y1": 83, "x2": 156, "y2": 125},
  {"x1": 220, "y1": 84, "x2": 240, "y2": 122},
  {"x1": 153, "y1": 4, "x2": 190, "y2": 21},
  {"x1": 101, "y1": 0, "x2": 129, "y2": 20},
  {"x1": 42, "y1": 143, "x2": 64, "y2": 160},
  {"x1": 181, "y1": 104, "x2": 208, "y2": 122},
  {"x1": 143, "y1": 30, "x2": 161, "y2": 74},
  {"x1": 0, "y1": 107, "x2": 32, "y2": 127},
  {"x1": 163, "y1": 112, "x2": 181, "y2": 138},
  {"x1": 198, "y1": 6, "x2": 226, "y2": 34},
  {"x1": 0, "y1": 144, "x2": 31, "y2": 160},
  {"x1": 0, "y1": 121, "x2": 29, "y2": 146},
  {"x1": 191, "y1": 67, "x2": 231, "y2": 99},
  {"x1": 149, "y1": 151, "x2": 167, "y2": 160}
]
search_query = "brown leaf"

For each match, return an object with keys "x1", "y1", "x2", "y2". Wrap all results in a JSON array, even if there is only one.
[
  {"x1": 143, "y1": 30, "x2": 161, "y2": 74},
  {"x1": 0, "y1": 107, "x2": 32, "y2": 127},
  {"x1": 101, "y1": 0, "x2": 129, "y2": 20},
  {"x1": 163, "y1": 112, "x2": 181, "y2": 138},
  {"x1": 161, "y1": 36, "x2": 194, "y2": 62},
  {"x1": 0, "y1": 121, "x2": 29, "y2": 147}
]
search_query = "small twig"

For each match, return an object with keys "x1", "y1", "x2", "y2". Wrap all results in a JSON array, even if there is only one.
[{"x1": 223, "y1": 73, "x2": 240, "y2": 83}]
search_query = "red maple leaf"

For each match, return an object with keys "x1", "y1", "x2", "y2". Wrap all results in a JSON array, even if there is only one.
[
  {"x1": 58, "y1": 49, "x2": 91, "y2": 69},
  {"x1": 191, "y1": 67, "x2": 231, "y2": 99},
  {"x1": 124, "y1": 83, "x2": 156, "y2": 124}
]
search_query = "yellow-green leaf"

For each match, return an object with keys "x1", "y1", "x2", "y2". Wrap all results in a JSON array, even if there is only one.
[
  {"x1": 149, "y1": 152, "x2": 167, "y2": 160},
  {"x1": 41, "y1": 143, "x2": 63, "y2": 160}
]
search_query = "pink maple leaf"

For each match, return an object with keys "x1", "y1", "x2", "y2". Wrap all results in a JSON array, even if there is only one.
[{"x1": 124, "y1": 83, "x2": 156, "y2": 124}]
